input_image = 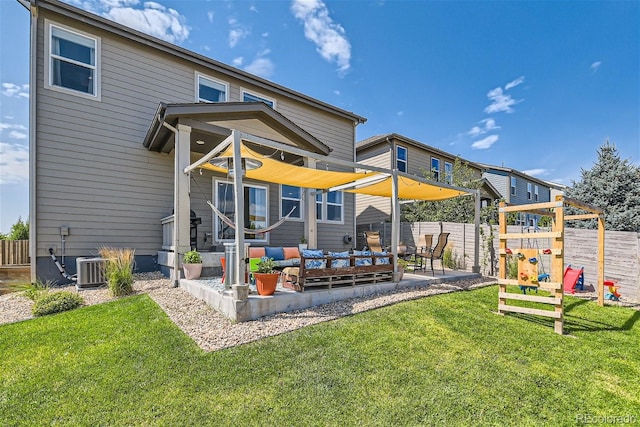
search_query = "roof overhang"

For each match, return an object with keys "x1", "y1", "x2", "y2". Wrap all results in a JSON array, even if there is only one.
[{"x1": 143, "y1": 102, "x2": 331, "y2": 156}]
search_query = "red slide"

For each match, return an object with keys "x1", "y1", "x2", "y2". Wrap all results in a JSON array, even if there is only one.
[{"x1": 563, "y1": 266, "x2": 583, "y2": 294}]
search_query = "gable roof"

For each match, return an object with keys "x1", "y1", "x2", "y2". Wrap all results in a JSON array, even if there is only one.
[
  {"x1": 143, "y1": 102, "x2": 331, "y2": 155},
  {"x1": 478, "y1": 163, "x2": 553, "y2": 188},
  {"x1": 29, "y1": 0, "x2": 367, "y2": 125}
]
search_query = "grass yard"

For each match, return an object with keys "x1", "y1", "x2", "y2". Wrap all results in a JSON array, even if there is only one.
[{"x1": 1, "y1": 285, "x2": 639, "y2": 426}]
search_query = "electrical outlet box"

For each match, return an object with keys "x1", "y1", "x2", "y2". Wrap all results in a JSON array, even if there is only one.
[{"x1": 60, "y1": 226, "x2": 69, "y2": 236}]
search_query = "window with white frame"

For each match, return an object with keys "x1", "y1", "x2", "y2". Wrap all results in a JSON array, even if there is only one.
[
  {"x1": 510, "y1": 177, "x2": 517, "y2": 196},
  {"x1": 197, "y1": 74, "x2": 228, "y2": 102},
  {"x1": 316, "y1": 191, "x2": 343, "y2": 223},
  {"x1": 48, "y1": 24, "x2": 99, "y2": 97},
  {"x1": 396, "y1": 146, "x2": 407, "y2": 172},
  {"x1": 444, "y1": 161, "x2": 453, "y2": 184},
  {"x1": 431, "y1": 157, "x2": 441, "y2": 181},
  {"x1": 281, "y1": 185, "x2": 303, "y2": 220},
  {"x1": 534, "y1": 185, "x2": 539, "y2": 201},
  {"x1": 242, "y1": 90, "x2": 275, "y2": 108},
  {"x1": 214, "y1": 180, "x2": 268, "y2": 242},
  {"x1": 527, "y1": 183, "x2": 533, "y2": 200}
]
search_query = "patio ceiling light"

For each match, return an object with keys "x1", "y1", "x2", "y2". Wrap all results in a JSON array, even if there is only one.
[{"x1": 208, "y1": 157, "x2": 263, "y2": 177}]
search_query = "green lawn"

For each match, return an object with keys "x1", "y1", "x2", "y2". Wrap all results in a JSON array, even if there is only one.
[{"x1": 1, "y1": 285, "x2": 639, "y2": 426}]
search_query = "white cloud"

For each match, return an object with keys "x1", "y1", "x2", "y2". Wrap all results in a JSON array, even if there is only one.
[
  {"x1": 291, "y1": 0, "x2": 351, "y2": 75},
  {"x1": 522, "y1": 168, "x2": 550, "y2": 177},
  {"x1": 229, "y1": 27, "x2": 249, "y2": 47},
  {"x1": 505, "y1": 76, "x2": 525, "y2": 90},
  {"x1": 333, "y1": 90, "x2": 340, "y2": 96},
  {"x1": 0, "y1": 123, "x2": 28, "y2": 132},
  {"x1": 8, "y1": 131, "x2": 27, "y2": 140},
  {"x1": 0, "y1": 142, "x2": 29, "y2": 184},
  {"x1": 397, "y1": 111, "x2": 404, "y2": 117},
  {"x1": 243, "y1": 58, "x2": 275, "y2": 78},
  {"x1": 249, "y1": 5, "x2": 258, "y2": 13},
  {"x1": 2, "y1": 83, "x2": 29, "y2": 98},
  {"x1": 100, "y1": 1, "x2": 190, "y2": 44},
  {"x1": 471, "y1": 134, "x2": 499, "y2": 150},
  {"x1": 484, "y1": 87, "x2": 519, "y2": 114},
  {"x1": 262, "y1": 32, "x2": 270, "y2": 38},
  {"x1": 207, "y1": 11, "x2": 214, "y2": 23},
  {"x1": 467, "y1": 118, "x2": 500, "y2": 137},
  {"x1": 591, "y1": 61, "x2": 602, "y2": 71},
  {"x1": 232, "y1": 57, "x2": 244, "y2": 67}
]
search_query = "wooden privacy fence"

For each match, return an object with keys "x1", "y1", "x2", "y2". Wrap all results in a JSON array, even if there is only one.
[
  {"x1": 357, "y1": 221, "x2": 640, "y2": 303},
  {"x1": 0, "y1": 240, "x2": 30, "y2": 265}
]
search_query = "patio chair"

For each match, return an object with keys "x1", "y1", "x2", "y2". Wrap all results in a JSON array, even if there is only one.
[
  {"x1": 364, "y1": 231, "x2": 384, "y2": 252},
  {"x1": 413, "y1": 234, "x2": 433, "y2": 270},
  {"x1": 416, "y1": 232, "x2": 449, "y2": 276}
]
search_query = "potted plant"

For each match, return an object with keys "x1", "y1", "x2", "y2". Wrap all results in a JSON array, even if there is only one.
[
  {"x1": 298, "y1": 236, "x2": 308, "y2": 252},
  {"x1": 182, "y1": 249, "x2": 203, "y2": 280},
  {"x1": 397, "y1": 258, "x2": 411, "y2": 281},
  {"x1": 253, "y1": 256, "x2": 279, "y2": 296}
]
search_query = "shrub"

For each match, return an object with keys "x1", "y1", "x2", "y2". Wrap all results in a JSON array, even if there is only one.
[
  {"x1": 183, "y1": 250, "x2": 202, "y2": 264},
  {"x1": 22, "y1": 279, "x2": 54, "y2": 301},
  {"x1": 99, "y1": 247, "x2": 135, "y2": 297},
  {"x1": 32, "y1": 291, "x2": 84, "y2": 317}
]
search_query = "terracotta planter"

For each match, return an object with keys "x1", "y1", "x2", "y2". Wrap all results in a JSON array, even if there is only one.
[
  {"x1": 182, "y1": 263, "x2": 203, "y2": 280},
  {"x1": 253, "y1": 272, "x2": 279, "y2": 296}
]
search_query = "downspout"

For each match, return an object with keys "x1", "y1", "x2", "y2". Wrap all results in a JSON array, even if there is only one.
[{"x1": 27, "y1": 0, "x2": 38, "y2": 282}]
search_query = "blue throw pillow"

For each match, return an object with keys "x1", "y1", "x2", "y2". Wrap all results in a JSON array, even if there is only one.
[
  {"x1": 329, "y1": 251, "x2": 350, "y2": 268},
  {"x1": 373, "y1": 251, "x2": 390, "y2": 265},
  {"x1": 353, "y1": 250, "x2": 372, "y2": 267},
  {"x1": 302, "y1": 249, "x2": 326, "y2": 269},
  {"x1": 265, "y1": 246, "x2": 285, "y2": 261}
]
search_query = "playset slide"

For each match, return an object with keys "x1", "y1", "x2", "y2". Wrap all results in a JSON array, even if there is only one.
[{"x1": 563, "y1": 266, "x2": 584, "y2": 294}]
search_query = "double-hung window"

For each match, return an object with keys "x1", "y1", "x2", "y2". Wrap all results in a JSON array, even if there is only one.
[
  {"x1": 242, "y1": 89, "x2": 276, "y2": 108},
  {"x1": 534, "y1": 185, "x2": 539, "y2": 202},
  {"x1": 316, "y1": 191, "x2": 343, "y2": 223},
  {"x1": 197, "y1": 74, "x2": 228, "y2": 102},
  {"x1": 510, "y1": 177, "x2": 517, "y2": 196},
  {"x1": 527, "y1": 183, "x2": 533, "y2": 200},
  {"x1": 396, "y1": 146, "x2": 407, "y2": 172},
  {"x1": 281, "y1": 185, "x2": 303, "y2": 220},
  {"x1": 214, "y1": 181, "x2": 268, "y2": 242},
  {"x1": 48, "y1": 24, "x2": 99, "y2": 98},
  {"x1": 431, "y1": 157, "x2": 441, "y2": 182},
  {"x1": 444, "y1": 161, "x2": 453, "y2": 184}
]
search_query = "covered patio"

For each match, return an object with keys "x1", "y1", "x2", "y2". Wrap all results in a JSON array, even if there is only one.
[{"x1": 144, "y1": 101, "x2": 482, "y2": 320}]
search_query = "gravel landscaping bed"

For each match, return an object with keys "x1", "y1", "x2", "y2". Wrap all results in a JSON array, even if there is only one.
[{"x1": 2, "y1": 273, "x2": 637, "y2": 352}]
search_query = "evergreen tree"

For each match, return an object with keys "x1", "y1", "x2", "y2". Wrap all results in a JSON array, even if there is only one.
[
  {"x1": 565, "y1": 141, "x2": 640, "y2": 232},
  {"x1": 402, "y1": 158, "x2": 495, "y2": 224}
]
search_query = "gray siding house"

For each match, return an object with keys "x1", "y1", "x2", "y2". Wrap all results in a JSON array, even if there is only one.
[
  {"x1": 356, "y1": 133, "x2": 500, "y2": 225},
  {"x1": 23, "y1": 0, "x2": 366, "y2": 282},
  {"x1": 480, "y1": 164, "x2": 555, "y2": 226}
]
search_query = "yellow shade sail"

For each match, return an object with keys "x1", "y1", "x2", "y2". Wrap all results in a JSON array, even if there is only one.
[{"x1": 345, "y1": 175, "x2": 469, "y2": 200}]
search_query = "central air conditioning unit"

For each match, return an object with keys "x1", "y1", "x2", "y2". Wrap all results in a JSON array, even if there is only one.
[{"x1": 76, "y1": 257, "x2": 106, "y2": 288}]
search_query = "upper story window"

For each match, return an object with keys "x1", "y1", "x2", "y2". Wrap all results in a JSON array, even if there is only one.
[
  {"x1": 197, "y1": 74, "x2": 228, "y2": 102},
  {"x1": 396, "y1": 146, "x2": 407, "y2": 172},
  {"x1": 47, "y1": 23, "x2": 99, "y2": 99},
  {"x1": 510, "y1": 176, "x2": 517, "y2": 196},
  {"x1": 316, "y1": 191, "x2": 343, "y2": 223},
  {"x1": 534, "y1": 185, "x2": 539, "y2": 202},
  {"x1": 281, "y1": 185, "x2": 303, "y2": 220},
  {"x1": 431, "y1": 157, "x2": 441, "y2": 182},
  {"x1": 242, "y1": 89, "x2": 276, "y2": 108},
  {"x1": 444, "y1": 161, "x2": 453, "y2": 184},
  {"x1": 527, "y1": 183, "x2": 533, "y2": 200}
]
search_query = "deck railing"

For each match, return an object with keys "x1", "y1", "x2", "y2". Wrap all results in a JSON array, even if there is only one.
[{"x1": 161, "y1": 215, "x2": 175, "y2": 251}]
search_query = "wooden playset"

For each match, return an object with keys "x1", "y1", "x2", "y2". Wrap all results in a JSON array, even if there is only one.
[{"x1": 497, "y1": 195, "x2": 606, "y2": 335}]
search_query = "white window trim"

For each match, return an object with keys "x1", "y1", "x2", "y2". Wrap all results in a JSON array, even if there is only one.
[
  {"x1": 213, "y1": 179, "x2": 269, "y2": 243},
  {"x1": 45, "y1": 20, "x2": 101, "y2": 101},
  {"x1": 431, "y1": 157, "x2": 441, "y2": 181},
  {"x1": 196, "y1": 72, "x2": 229, "y2": 102},
  {"x1": 316, "y1": 191, "x2": 344, "y2": 224},
  {"x1": 241, "y1": 87, "x2": 276, "y2": 108},
  {"x1": 527, "y1": 182, "x2": 533, "y2": 200},
  {"x1": 510, "y1": 177, "x2": 517, "y2": 196},
  {"x1": 280, "y1": 185, "x2": 304, "y2": 221},
  {"x1": 534, "y1": 185, "x2": 539, "y2": 202},
  {"x1": 444, "y1": 161, "x2": 453, "y2": 184},
  {"x1": 396, "y1": 145, "x2": 407, "y2": 172}
]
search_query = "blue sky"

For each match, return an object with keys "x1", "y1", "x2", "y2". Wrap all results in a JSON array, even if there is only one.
[{"x1": 1, "y1": 0, "x2": 639, "y2": 233}]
